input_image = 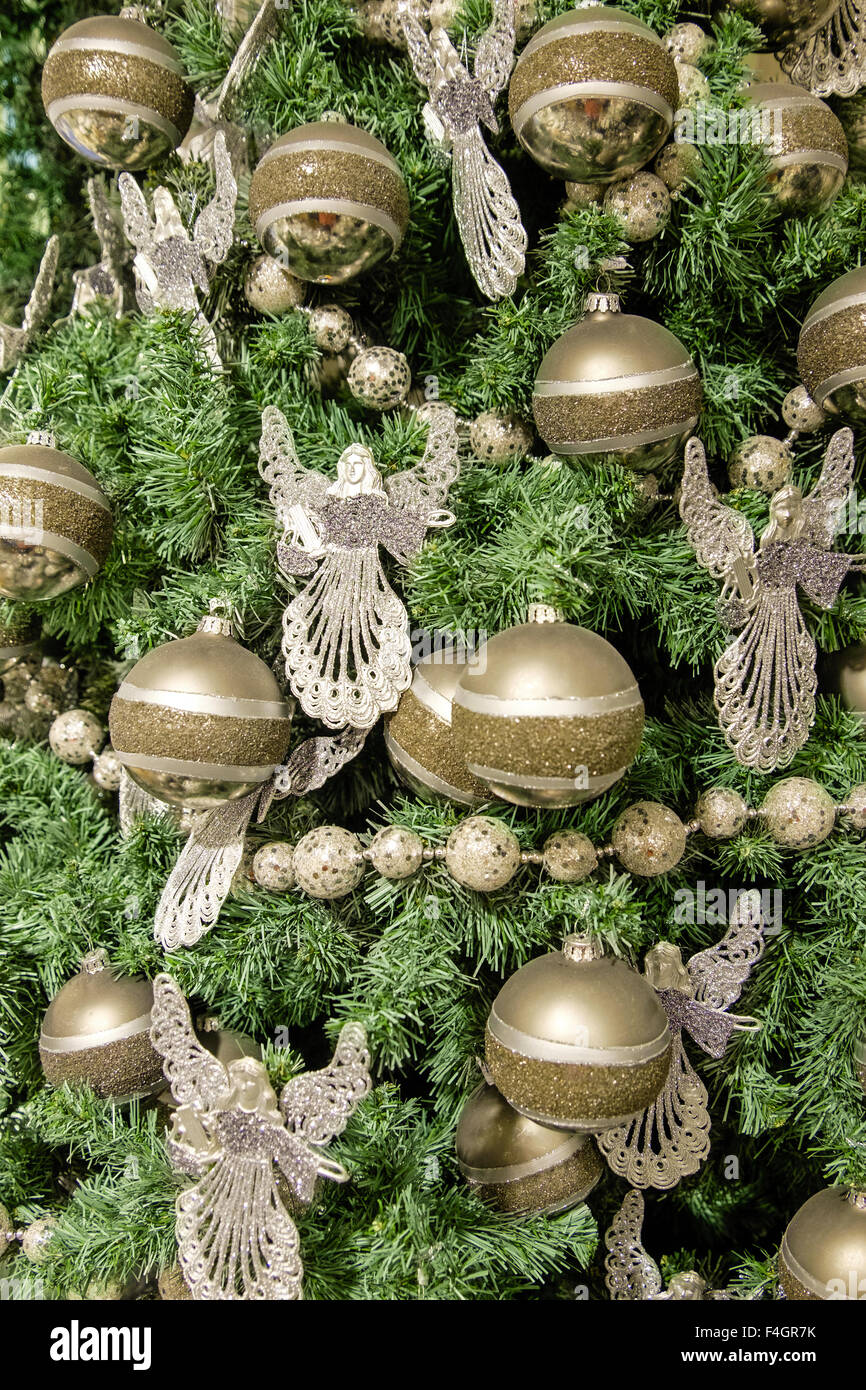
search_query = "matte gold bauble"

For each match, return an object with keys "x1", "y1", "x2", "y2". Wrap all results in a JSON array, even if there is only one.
[
  {"x1": 744, "y1": 82, "x2": 847, "y2": 215},
  {"x1": 109, "y1": 611, "x2": 293, "y2": 810},
  {"x1": 0, "y1": 434, "x2": 112, "y2": 601},
  {"x1": 39, "y1": 950, "x2": 164, "y2": 1100},
  {"x1": 508, "y1": 6, "x2": 677, "y2": 183},
  {"x1": 452, "y1": 605, "x2": 643, "y2": 808},
  {"x1": 385, "y1": 650, "x2": 488, "y2": 806},
  {"x1": 42, "y1": 15, "x2": 193, "y2": 170},
  {"x1": 248, "y1": 122, "x2": 409, "y2": 284},
  {"x1": 779, "y1": 1187, "x2": 866, "y2": 1299},
  {"x1": 533, "y1": 293, "x2": 701, "y2": 471},
  {"x1": 485, "y1": 936, "x2": 672, "y2": 1131},
  {"x1": 798, "y1": 266, "x2": 866, "y2": 421},
  {"x1": 456, "y1": 1081, "x2": 604, "y2": 1215},
  {"x1": 836, "y1": 642, "x2": 866, "y2": 719}
]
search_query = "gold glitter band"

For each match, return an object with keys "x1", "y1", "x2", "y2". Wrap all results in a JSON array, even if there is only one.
[
  {"x1": 48, "y1": 34, "x2": 186, "y2": 74},
  {"x1": 0, "y1": 464, "x2": 110, "y2": 508},
  {"x1": 509, "y1": 31, "x2": 679, "y2": 130},
  {"x1": 39, "y1": 1031, "x2": 164, "y2": 1101},
  {"x1": 778, "y1": 1241, "x2": 831, "y2": 1299},
  {"x1": 386, "y1": 691, "x2": 488, "y2": 801},
  {"x1": 115, "y1": 679, "x2": 291, "y2": 720},
  {"x1": 0, "y1": 476, "x2": 113, "y2": 568},
  {"x1": 463, "y1": 1143, "x2": 602, "y2": 1215},
  {"x1": 384, "y1": 728, "x2": 486, "y2": 805},
  {"x1": 42, "y1": 49, "x2": 193, "y2": 139},
  {"x1": 533, "y1": 377, "x2": 702, "y2": 452},
  {"x1": 257, "y1": 135, "x2": 401, "y2": 174},
  {"x1": 770, "y1": 104, "x2": 848, "y2": 163},
  {"x1": 451, "y1": 703, "x2": 644, "y2": 780},
  {"x1": 109, "y1": 696, "x2": 291, "y2": 769},
  {"x1": 798, "y1": 303, "x2": 866, "y2": 402},
  {"x1": 249, "y1": 147, "x2": 409, "y2": 245}
]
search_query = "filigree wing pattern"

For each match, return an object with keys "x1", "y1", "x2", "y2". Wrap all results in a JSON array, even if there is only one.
[
  {"x1": 778, "y1": 0, "x2": 866, "y2": 97},
  {"x1": 150, "y1": 973, "x2": 232, "y2": 1110},
  {"x1": 118, "y1": 173, "x2": 155, "y2": 257},
  {"x1": 604, "y1": 1189, "x2": 664, "y2": 1300},
  {"x1": 154, "y1": 789, "x2": 261, "y2": 950},
  {"x1": 680, "y1": 436, "x2": 756, "y2": 582},
  {"x1": 597, "y1": 1038, "x2": 711, "y2": 1189},
  {"x1": 193, "y1": 131, "x2": 238, "y2": 265},
  {"x1": 687, "y1": 889, "x2": 767, "y2": 1012},
  {"x1": 23, "y1": 235, "x2": 60, "y2": 334},
  {"x1": 474, "y1": 0, "x2": 518, "y2": 100},
  {"x1": 799, "y1": 427, "x2": 855, "y2": 549},
  {"x1": 273, "y1": 727, "x2": 368, "y2": 797},
  {"x1": 88, "y1": 178, "x2": 129, "y2": 279},
  {"x1": 385, "y1": 404, "x2": 460, "y2": 516},
  {"x1": 259, "y1": 406, "x2": 330, "y2": 524},
  {"x1": 280, "y1": 1023, "x2": 371, "y2": 1145},
  {"x1": 450, "y1": 128, "x2": 527, "y2": 301},
  {"x1": 400, "y1": 3, "x2": 438, "y2": 87}
]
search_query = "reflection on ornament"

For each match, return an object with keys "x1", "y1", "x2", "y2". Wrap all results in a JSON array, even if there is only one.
[
  {"x1": 744, "y1": 81, "x2": 847, "y2": 215},
  {"x1": 798, "y1": 266, "x2": 866, "y2": 420},
  {"x1": 779, "y1": 1187, "x2": 866, "y2": 1299}
]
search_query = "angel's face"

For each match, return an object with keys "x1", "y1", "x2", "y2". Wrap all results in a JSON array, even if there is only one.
[
  {"x1": 226, "y1": 1058, "x2": 279, "y2": 1115},
  {"x1": 644, "y1": 941, "x2": 692, "y2": 996},
  {"x1": 768, "y1": 484, "x2": 803, "y2": 530},
  {"x1": 334, "y1": 445, "x2": 383, "y2": 497}
]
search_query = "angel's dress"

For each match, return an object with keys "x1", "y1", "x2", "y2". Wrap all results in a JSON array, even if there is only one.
[
  {"x1": 132, "y1": 237, "x2": 219, "y2": 367},
  {"x1": 715, "y1": 539, "x2": 853, "y2": 771},
  {"x1": 278, "y1": 493, "x2": 429, "y2": 730},
  {"x1": 171, "y1": 1109, "x2": 319, "y2": 1300}
]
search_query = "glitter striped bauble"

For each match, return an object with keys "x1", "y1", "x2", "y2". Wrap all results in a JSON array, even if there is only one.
[
  {"x1": 508, "y1": 6, "x2": 677, "y2": 182},
  {"x1": 456, "y1": 1081, "x2": 604, "y2": 1215},
  {"x1": 779, "y1": 1188, "x2": 866, "y2": 1300},
  {"x1": 109, "y1": 612, "x2": 294, "y2": 810},
  {"x1": 385, "y1": 650, "x2": 488, "y2": 807},
  {"x1": 39, "y1": 951, "x2": 164, "y2": 1101},
  {"x1": 485, "y1": 937, "x2": 672, "y2": 1132},
  {"x1": 744, "y1": 82, "x2": 847, "y2": 215},
  {"x1": 248, "y1": 121, "x2": 409, "y2": 284},
  {"x1": 533, "y1": 293, "x2": 701, "y2": 472},
  {"x1": 452, "y1": 605, "x2": 644, "y2": 809},
  {"x1": 798, "y1": 266, "x2": 866, "y2": 422},
  {"x1": 42, "y1": 15, "x2": 194, "y2": 170},
  {"x1": 0, "y1": 613, "x2": 39, "y2": 676},
  {"x1": 0, "y1": 433, "x2": 113, "y2": 602}
]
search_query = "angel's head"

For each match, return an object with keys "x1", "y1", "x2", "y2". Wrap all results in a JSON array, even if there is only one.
[
  {"x1": 762, "y1": 484, "x2": 805, "y2": 544},
  {"x1": 667, "y1": 1271, "x2": 707, "y2": 1300},
  {"x1": 225, "y1": 1057, "x2": 281, "y2": 1121},
  {"x1": 644, "y1": 941, "x2": 693, "y2": 996},
  {"x1": 328, "y1": 444, "x2": 386, "y2": 500}
]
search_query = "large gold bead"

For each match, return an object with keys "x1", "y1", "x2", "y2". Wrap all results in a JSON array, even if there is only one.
[
  {"x1": 385, "y1": 650, "x2": 488, "y2": 806},
  {"x1": 508, "y1": 6, "x2": 678, "y2": 183},
  {"x1": 42, "y1": 15, "x2": 193, "y2": 170},
  {"x1": 456, "y1": 1081, "x2": 604, "y2": 1214},
  {"x1": 779, "y1": 1187, "x2": 866, "y2": 1299},
  {"x1": 485, "y1": 936, "x2": 671, "y2": 1131},
  {"x1": 798, "y1": 266, "x2": 866, "y2": 421}
]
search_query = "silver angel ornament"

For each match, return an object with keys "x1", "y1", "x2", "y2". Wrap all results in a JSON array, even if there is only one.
[
  {"x1": 71, "y1": 179, "x2": 132, "y2": 319},
  {"x1": 605, "y1": 1190, "x2": 734, "y2": 1300},
  {"x1": 119, "y1": 130, "x2": 238, "y2": 369},
  {"x1": 0, "y1": 236, "x2": 59, "y2": 374},
  {"x1": 597, "y1": 890, "x2": 766, "y2": 1190},
  {"x1": 680, "y1": 428, "x2": 857, "y2": 772},
  {"x1": 400, "y1": 0, "x2": 526, "y2": 300},
  {"x1": 150, "y1": 973, "x2": 371, "y2": 1300},
  {"x1": 259, "y1": 403, "x2": 460, "y2": 730}
]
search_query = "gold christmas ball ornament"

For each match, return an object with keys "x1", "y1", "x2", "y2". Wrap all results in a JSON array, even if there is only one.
[
  {"x1": 39, "y1": 950, "x2": 164, "y2": 1100},
  {"x1": 468, "y1": 412, "x2": 534, "y2": 464},
  {"x1": 603, "y1": 173, "x2": 670, "y2": 242},
  {"x1": 727, "y1": 435, "x2": 793, "y2": 493},
  {"x1": 243, "y1": 254, "x2": 306, "y2": 315},
  {"x1": 508, "y1": 7, "x2": 678, "y2": 183},
  {"x1": 838, "y1": 641, "x2": 866, "y2": 719},
  {"x1": 781, "y1": 383, "x2": 827, "y2": 433},
  {"x1": 445, "y1": 815, "x2": 522, "y2": 891},
  {"x1": 724, "y1": 0, "x2": 840, "y2": 47},
  {"x1": 653, "y1": 141, "x2": 702, "y2": 194},
  {"x1": 248, "y1": 121, "x2": 409, "y2": 284},
  {"x1": 0, "y1": 612, "x2": 39, "y2": 675},
  {"x1": 109, "y1": 608, "x2": 293, "y2": 810},
  {"x1": 385, "y1": 650, "x2": 488, "y2": 806},
  {"x1": 760, "y1": 777, "x2": 836, "y2": 847},
  {"x1": 611, "y1": 800, "x2": 687, "y2": 875},
  {"x1": 308, "y1": 303, "x2": 354, "y2": 352},
  {"x1": 798, "y1": 266, "x2": 866, "y2": 421},
  {"x1": 42, "y1": 14, "x2": 193, "y2": 170},
  {"x1": 743, "y1": 83, "x2": 847, "y2": 216},
  {"x1": 485, "y1": 936, "x2": 672, "y2": 1131},
  {"x1": 0, "y1": 432, "x2": 113, "y2": 602},
  {"x1": 779, "y1": 1187, "x2": 866, "y2": 1299},
  {"x1": 533, "y1": 292, "x2": 701, "y2": 472},
  {"x1": 452, "y1": 605, "x2": 644, "y2": 808},
  {"x1": 456, "y1": 1081, "x2": 604, "y2": 1215},
  {"x1": 48, "y1": 708, "x2": 103, "y2": 765}
]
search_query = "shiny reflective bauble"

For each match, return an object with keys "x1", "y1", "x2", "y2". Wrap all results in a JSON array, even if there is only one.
[
  {"x1": 779, "y1": 1187, "x2": 866, "y2": 1299},
  {"x1": 0, "y1": 613, "x2": 39, "y2": 676},
  {"x1": 508, "y1": 7, "x2": 678, "y2": 183},
  {"x1": 248, "y1": 122, "x2": 409, "y2": 284},
  {"x1": 744, "y1": 83, "x2": 847, "y2": 216},
  {"x1": 798, "y1": 266, "x2": 866, "y2": 421},
  {"x1": 385, "y1": 649, "x2": 488, "y2": 806},
  {"x1": 42, "y1": 15, "x2": 193, "y2": 170},
  {"x1": 723, "y1": 0, "x2": 840, "y2": 47}
]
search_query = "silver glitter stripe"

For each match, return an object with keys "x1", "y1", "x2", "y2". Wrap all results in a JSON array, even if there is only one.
[
  {"x1": 488, "y1": 1008, "x2": 671, "y2": 1066},
  {"x1": 812, "y1": 363, "x2": 866, "y2": 402},
  {"x1": 40, "y1": 1009, "x2": 153, "y2": 1053},
  {"x1": 769, "y1": 149, "x2": 847, "y2": 172},
  {"x1": 113, "y1": 750, "x2": 275, "y2": 780},
  {"x1": 779, "y1": 1238, "x2": 836, "y2": 1298},
  {"x1": 0, "y1": 463, "x2": 110, "y2": 509},
  {"x1": 458, "y1": 1132, "x2": 587, "y2": 1184},
  {"x1": 383, "y1": 729, "x2": 482, "y2": 806},
  {"x1": 411, "y1": 669, "x2": 454, "y2": 723},
  {"x1": 521, "y1": 17, "x2": 663, "y2": 57},
  {"x1": 802, "y1": 289, "x2": 866, "y2": 330},
  {"x1": 467, "y1": 761, "x2": 625, "y2": 793},
  {"x1": 257, "y1": 199, "x2": 402, "y2": 248},
  {"x1": 510, "y1": 1099, "x2": 649, "y2": 1133},
  {"x1": 514, "y1": 82, "x2": 673, "y2": 138},
  {"x1": 545, "y1": 418, "x2": 699, "y2": 453},
  {"x1": 49, "y1": 34, "x2": 186, "y2": 75},
  {"x1": 454, "y1": 683, "x2": 641, "y2": 717},
  {"x1": 257, "y1": 136, "x2": 400, "y2": 173},
  {"x1": 533, "y1": 363, "x2": 697, "y2": 396},
  {"x1": 47, "y1": 95, "x2": 181, "y2": 148},
  {"x1": 115, "y1": 682, "x2": 292, "y2": 720},
  {"x1": 0, "y1": 527, "x2": 99, "y2": 576}
]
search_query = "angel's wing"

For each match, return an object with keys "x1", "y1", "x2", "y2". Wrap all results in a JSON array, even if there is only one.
[
  {"x1": 680, "y1": 436, "x2": 756, "y2": 582},
  {"x1": 154, "y1": 787, "x2": 261, "y2": 950},
  {"x1": 399, "y1": 3, "x2": 438, "y2": 88},
  {"x1": 604, "y1": 1190, "x2": 664, "y2": 1300},
  {"x1": 686, "y1": 888, "x2": 767, "y2": 1013},
  {"x1": 87, "y1": 179, "x2": 129, "y2": 277},
  {"x1": 280, "y1": 1023, "x2": 371, "y2": 1145},
  {"x1": 799, "y1": 427, "x2": 855, "y2": 550},
  {"x1": 273, "y1": 726, "x2": 368, "y2": 798},
  {"x1": 258, "y1": 406, "x2": 331, "y2": 525},
  {"x1": 215, "y1": 0, "x2": 280, "y2": 120},
  {"x1": 118, "y1": 173, "x2": 155, "y2": 258},
  {"x1": 193, "y1": 131, "x2": 238, "y2": 266},
  {"x1": 385, "y1": 404, "x2": 460, "y2": 516},
  {"x1": 474, "y1": 0, "x2": 518, "y2": 101},
  {"x1": 149, "y1": 973, "x2": 233, "y2": 1110},
  {"x1": 598, "y1": 1037, "x2": 711, "y2": 1189},
  {"x1": 450, "y1": 127, "x2": 526, "y2": 300},
  {"x1": 22, "y1": 235, "x2": 60, "y2": 334}
]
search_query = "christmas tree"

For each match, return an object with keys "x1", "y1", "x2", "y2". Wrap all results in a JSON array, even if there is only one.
[{"x1": 2, "y1": 0, "x2": 866, "y2": 1308}]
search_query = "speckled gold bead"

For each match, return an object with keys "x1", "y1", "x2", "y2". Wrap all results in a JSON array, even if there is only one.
[
  {"x1": 653, "y1": 140, "x2": 702, "y2": 194},
  {"x1": 611, "y1": 801, "x2": 687, "y2": 875},
  {"x1": 347, "y1": 346, "x2": 411, "y2": 409},
  {"x1": 0, "y1": 1203, "x2": 14, "y2": 1261},
  {"x1": 695, "y1": 787, "x2": 749, "y2": 839},
  {"x1": 761, "y1": 777, "x2": 835, "y2": 848},
  {"x1": 252, "y1": 840, "x2": 296, "y2": 891},
  {"x1": 781, "y1": 384, "x2": 825, "y2": 433},
  {"x1": 367, "y1": 825, "x2": 424, "y2": 879},
  {"x1": 21, "y1": 1217, "x2": 57, "y2": 1264},
  {"x1": 293, "y1": 826, "x2": 364, "y2": 898},
  {"x1": 49, "y1": 708, "x2": 103, "y2": 765},
  {"x1": 744, "y1": 83, "x2": 847, "y2": 217},
  {"x1": 603, "y1": 173, "x2": 670, "y2": 242},
  {"x1": 842, "y1": 784, "x2": 866, "y2": 830},
  {"x1": 664, "y1": 23, "x2": 713, "y2": 64},
  {"x1": 243, "y1": 254, "x2": 306, "y2": 314},
  {"x1": 779, "y1": 1188, "x2": 866, "y2": 1300},
  {"x1": 42, "y1": 15, "x2": 193, "y2": 170},
  {"x1": 728, "y1": 435, "x2": 793, "y2": 493},
  {"x1": 542, "y1": 830, "x2": 598, "y2": 882},
  {"x1": 92, "y1": 747, "x2": 123, "y2": 791},
  {"x1": 469, "y1": 412, "x2": 534, "y2": 464},
  {"x1": 158, "y1": 1261, "x2": 192, "y2": 1300},
  {"x1": 308, "y1": 303, "x2": 354, "y2": 352},
  {"x1": 445, "y1": 816, "x2": 521, "y2": 891},
  {"x1": 564, "y1": 180, "x2": 603, "y2": 209},
  {"x1": 798, "y1": 266, "x2": 866, "y2": 422}
]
